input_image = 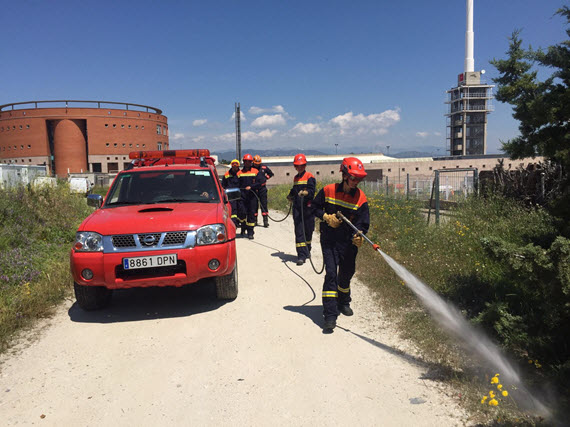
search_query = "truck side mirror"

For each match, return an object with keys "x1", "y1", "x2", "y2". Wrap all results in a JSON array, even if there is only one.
[
  {"x1": 87, "y1": 194, "x2": 103, "y2": 209},
  {"x1": 225, "y1": 188, "x2": 241, "y2": 202}
]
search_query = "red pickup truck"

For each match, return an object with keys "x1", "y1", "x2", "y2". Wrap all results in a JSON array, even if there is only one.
[{"x1": 70, "y1": 149, "x2": 240, "y2": 310}]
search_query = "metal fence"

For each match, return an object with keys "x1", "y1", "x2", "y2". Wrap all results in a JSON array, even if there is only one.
[
  {"x1": 0, "y1": 164, "x2": 48, "y2": 189},
  {"x1": 360, "y1": 168, "x2": 479, "y2": 224}
]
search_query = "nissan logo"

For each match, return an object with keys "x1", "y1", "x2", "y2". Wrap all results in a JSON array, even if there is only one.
[{"x1": 141, "y1": 235, "x2": 156, "y2": 246}]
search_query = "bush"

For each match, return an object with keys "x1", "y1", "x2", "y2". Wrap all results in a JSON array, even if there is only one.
[{"x1": 0, "y1": 184, "x2": 93, "y2": 350}]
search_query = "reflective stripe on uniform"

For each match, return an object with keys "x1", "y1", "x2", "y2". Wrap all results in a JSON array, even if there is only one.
[
  {"x1": 323, "y1": 184, "x2": 367, "y2": 211},
  {"x1": 324, "y1": 196, "x2": 360, "y2": 210},
  {"x1": 246, "y1": 221, "x2": 256, "y2": 227},
  {"x1": 322, "y1": 291, "x2": 338, "y2": 298},
  {"x1": 231, "y1": 214, "x2": 237, "y2": 219},
  {"x1": 338, "y1": 285, "x2": 350, "y2": 293},
  {"x1": 296, "y1": 242, "x2": 306, "y2": 247}
]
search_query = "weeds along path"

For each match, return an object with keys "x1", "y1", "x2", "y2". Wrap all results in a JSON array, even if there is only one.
[{"x1": 0, "y1": 211, "x2": 467, "y2": 426}]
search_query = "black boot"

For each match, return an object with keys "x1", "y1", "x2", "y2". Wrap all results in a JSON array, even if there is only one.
[
  {"x1": 263, "y1": 216, "x2": 269, "y2": 228},
  {"x1": 323, "y1": 319, "x2": 336, "y2": 331},
  {"x1": 338, "y1": 305, "x2": 354, "y2": 316}
]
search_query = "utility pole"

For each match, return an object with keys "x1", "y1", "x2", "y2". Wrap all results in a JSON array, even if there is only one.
[
  {"x1": 235, "y1": 102, "x2": 242, "y2": 161},
  {"x1": 335, "y1": 143, "x2": 338, "y2": 155}
]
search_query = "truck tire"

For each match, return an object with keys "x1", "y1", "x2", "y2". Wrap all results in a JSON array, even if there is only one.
[
  {"x1": 215, "y1": 265, "x2": 238, "y2": 300},
  {"x1": 74, "y1": 282, "x2": 112, "y2": 310}
]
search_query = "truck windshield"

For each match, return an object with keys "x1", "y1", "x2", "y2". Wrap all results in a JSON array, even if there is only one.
[{"x1": 105, "y1": 169, "x2": 220, "y2": 206}]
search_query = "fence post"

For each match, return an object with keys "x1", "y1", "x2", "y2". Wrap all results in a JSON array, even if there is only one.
[
  {"x1": 435, "y1": 170, "x2": 440, "y2": 225},
  {"x1": 474, "y1": 168, "x2": 479, "y2": 196},
  {"x1": 406, "y1": 173, "x2": 410, "y2": 200},
  {"x1": 385, "y1": 176, "x2": 389, "y2": 196}
]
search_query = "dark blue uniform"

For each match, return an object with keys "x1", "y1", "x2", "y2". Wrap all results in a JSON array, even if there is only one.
[
  {"x1": 238, "y1": 167, "x2": 260, "y2": 237},
  {"x1": 311, "y1": 183, "x2": 370, "y2": 321},
  {"x1": 254, "y1": 164, "x2": 274, "y2": 225},
  {"x1": 288, "y1": 170, "x2": 316, "y2": 262},
  {"x1": 221, "y1": 168, "x2": 242, "y2": 228}
]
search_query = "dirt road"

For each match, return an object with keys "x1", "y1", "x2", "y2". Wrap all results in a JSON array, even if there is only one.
[{"x1": 0, "y1": 211, "x2": 467, "y2": 426}]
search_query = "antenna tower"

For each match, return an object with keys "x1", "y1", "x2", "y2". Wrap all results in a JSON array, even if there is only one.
[{"x1": 235, "y1": 102, "x2": 242, "y2": 161}]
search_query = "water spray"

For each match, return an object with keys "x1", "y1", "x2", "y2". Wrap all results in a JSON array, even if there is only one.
[{"x1": 335, "y1": 211, "x2": 551, "y2": 418}]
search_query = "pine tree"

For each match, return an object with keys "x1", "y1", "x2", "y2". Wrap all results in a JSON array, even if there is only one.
[{"x1": 490, "y1": 7, "x2": 569, "y2": 169}]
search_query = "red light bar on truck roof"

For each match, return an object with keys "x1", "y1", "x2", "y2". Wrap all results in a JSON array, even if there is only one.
[{"x1": 129, "y1": 149, "x2": 210, "y2": 160}]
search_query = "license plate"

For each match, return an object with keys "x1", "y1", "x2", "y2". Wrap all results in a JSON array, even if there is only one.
[{"x1": 123, "y1": 254, "x2": 178, "y2": 270}]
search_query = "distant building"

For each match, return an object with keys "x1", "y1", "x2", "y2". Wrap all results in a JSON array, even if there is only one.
[
  {"x1": 220, "y1": 153, "x2": 541, "y2": 187},
  {"x1": 445, "y1": 0, "x2": 494, "y2": 156},
  {"x1": 0, "y1": 100, "x2": 169, "y2": 177}
]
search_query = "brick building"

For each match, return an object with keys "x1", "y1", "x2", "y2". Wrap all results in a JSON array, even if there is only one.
[{"x1": 0, "y1": 100, "x2": 169, "y2": 176}]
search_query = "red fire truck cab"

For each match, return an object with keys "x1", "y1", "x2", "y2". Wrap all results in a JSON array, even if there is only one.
[{"x1": 70, "y1": 149, "x2": 240, "y2": 310}]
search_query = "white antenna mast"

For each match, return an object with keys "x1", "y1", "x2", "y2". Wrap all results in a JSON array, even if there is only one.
[{"x1": 464, "y1": 0, "x2": 474, "y2": 73}]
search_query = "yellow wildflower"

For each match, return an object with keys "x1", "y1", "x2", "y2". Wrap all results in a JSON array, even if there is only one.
[
  {"x1": 489, "y1": 391, "x2": 495, "y2": 398},
  {"x1": 497, "y1": 384, "x2": 503, "y2": 390},
  {"x1": 489, "y1": 399, "x2": 499, "y2": 406},
  {"x1": 490, "y1": 377, "x2": 499, "y2": 384},
  {"x1": 502, "y1": 391, "x2": 508, "y2": 397}
]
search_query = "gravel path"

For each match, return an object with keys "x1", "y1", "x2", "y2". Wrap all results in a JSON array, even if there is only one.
[{"x1": 0, "y1": 210, "x2": 467, "y2": 426}]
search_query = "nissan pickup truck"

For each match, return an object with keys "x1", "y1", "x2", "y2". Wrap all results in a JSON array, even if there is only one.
[{"x1": 70, "y1": 149, "x2": 240, "y2": 310}]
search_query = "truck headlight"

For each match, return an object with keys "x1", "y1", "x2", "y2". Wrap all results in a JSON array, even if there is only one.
[
  {"x1": 74, "y1": 232, "x2": 104, "y2": 252},
  {"x1": 196, "y1": 224, "x2": 226, "y2": 245}
]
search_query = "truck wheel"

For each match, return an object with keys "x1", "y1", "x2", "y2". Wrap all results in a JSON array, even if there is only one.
[
  {"x1": 215, "y1": 265, "x2": 238, "y2": 300},
  {"x1": 74, "y1": 282, "x2": 112, "y2": 310}
]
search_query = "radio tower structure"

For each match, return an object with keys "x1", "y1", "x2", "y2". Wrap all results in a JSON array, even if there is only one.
[
  {"x1": 445, "y1": 0, "x2": 494, "y2": 156},
  {"x1": 235, "y1": 102, "x2": 242, "y2": 161}
]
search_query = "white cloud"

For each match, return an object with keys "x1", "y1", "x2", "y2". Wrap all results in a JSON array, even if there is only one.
[
  {"x1": 329, "y1": 109, "x2": 400, "y2": 136},
  {"x1": 249, "y1": 105, "x2": 285, "y2": 115},
  {"x1": 251, "y1": 114, "x2": 286, "y2": 128},
  {"x1": 171, "y1": 133, "x2": 185, "y2": 141},
  {"x1": 242, "y1": 129, "x2": 278, "y2": 140},
  {"x1": 434, "y1": 132, "x2": 442, "y2": 137},
  {"x1": 192, "y1": 119, "x2": 207, "y2": 126},
  {"x1": 291, "y1": 122, "x2": 323, "y2": 134},
  {"x1": 416, "y1": 131, "x2": 429, "y2": 138}
]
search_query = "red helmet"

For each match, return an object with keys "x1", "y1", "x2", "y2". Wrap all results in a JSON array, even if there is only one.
[
  {"x1": 293, "y1": 153, "x2": 307, "y2": 165},
  {"x1": 243, "y1": 153, "x2": 253, "y2": 162},
  {"x1": 340, "y1": 157, "x2": 367, "y2": 179},
  {"x1": 253, "y1": 155, "x2": 262, "y2": 165}
]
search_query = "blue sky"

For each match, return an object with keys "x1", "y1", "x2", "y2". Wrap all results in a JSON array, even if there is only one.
[{"x1": 2, "y1": 0, "x2": 567, "y2": 155}]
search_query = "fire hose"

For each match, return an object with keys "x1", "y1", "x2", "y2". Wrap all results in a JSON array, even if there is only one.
[
  {"x1": 249, "y1": 188, "x2": 292, "y2": 222},
  {"x1": 335, "y1": 211, "x2": 381, "y2": 254}
]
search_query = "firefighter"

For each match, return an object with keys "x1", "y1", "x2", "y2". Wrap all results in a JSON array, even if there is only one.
[
  {"x1": 238, "y1": 153, "x2": 260, "y2": 239},
  {"x1": 287, "y1": 153, "x2": 316, "y2": 265},
  {"x1": 253, "y1": 154, "x2": 273, "y2": 228},
  {"x1": 311, "y1": 157, "x2": 370, "y2": 332},
  {"x1": 221, "y1": 159, "x2": 242, "y2": 229}
]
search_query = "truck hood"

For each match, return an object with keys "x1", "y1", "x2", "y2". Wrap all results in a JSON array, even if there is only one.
[{"x1": 79, "y1": 203, "x2": 223, "y2": 235}]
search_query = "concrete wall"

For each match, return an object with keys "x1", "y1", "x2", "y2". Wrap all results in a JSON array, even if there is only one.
[{"x1": 257, "y1": 154, "x2": 542, "y2": 187}]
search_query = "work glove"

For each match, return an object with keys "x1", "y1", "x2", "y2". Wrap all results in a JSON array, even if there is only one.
[
  {"x1": 323, "y1": 213, "x2": 342, "y2": 229},
  {"x1": 352, "y1": 233, "x2": 364, "y2": 248},
  {"x1": 298, "y1": 190, "x2": 309, "y2": 197}
]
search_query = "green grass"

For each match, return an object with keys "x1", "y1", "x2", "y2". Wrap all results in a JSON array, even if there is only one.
[{"x1": 0, "y1": 184, "x2": 93, "y2": 351}]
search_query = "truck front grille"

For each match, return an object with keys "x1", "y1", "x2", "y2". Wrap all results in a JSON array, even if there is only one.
[
  {"x1": 110, "y1": 231, "x2": 190, "y2": 250},
  {"x1": 112, "y1": 235, "x2": 136, "y2": 248}
]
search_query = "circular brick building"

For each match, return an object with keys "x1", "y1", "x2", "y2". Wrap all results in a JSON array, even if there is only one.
[{"x1": 0, "y1": 100, "x2": 169, "y2": 176}]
